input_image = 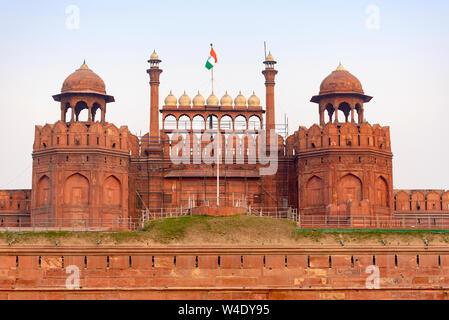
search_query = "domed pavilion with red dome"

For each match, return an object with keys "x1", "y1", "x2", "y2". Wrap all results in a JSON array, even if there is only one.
[
  {"x1": 53, "y1": 61, "x2": 115, "y2": 123},
  {"x1": 286, "y1": 62, "x2": 394, "y2": 225},
  {"x1": 1, "y1": 53, "x2": 447, "y2": 230}
]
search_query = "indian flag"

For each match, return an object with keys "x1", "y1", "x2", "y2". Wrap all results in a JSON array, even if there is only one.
[{"x1": 205, "y1": 45, "x2": 218, "y2": 70}]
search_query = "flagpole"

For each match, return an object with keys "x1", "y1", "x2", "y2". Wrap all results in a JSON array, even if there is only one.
[
  {"x1": 213, "y1": 66, "x2": 219, "y2": 207},
  {"x1": 209, "y1": 43, "x2": 219, "y2": 207},
  {"x1": 211, "y1": 68, "x2": 214, "y2": 94},
  {"x1": 217, "y1": 120, "x2": 220, "y2": 207}
]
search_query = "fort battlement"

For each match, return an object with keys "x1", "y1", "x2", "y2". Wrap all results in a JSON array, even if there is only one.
[
  {"x1": 1, "y1": 245, "x2": 449, "y2": 300},
  {"x1": 31, "y1": 121, "x2": 134, "y2": 225},
  {"x1": 394, "y1": 190, "x2": 449, "y2": 213},
  {"x1": 137, "y1": 130, "x2": 285, "y2": 163},
  {"x1": 0, "y1": 56, "x2": 446, "y2": 231},
  {"x1": 33, "y1": 121, "x2": 139, "y2": 156},
  {"x1": 286, "y1": 122, "x2": 391, "y2": 156},
  {"x1": 0, "y1": 190, "x2": 31, "y2": 227}
]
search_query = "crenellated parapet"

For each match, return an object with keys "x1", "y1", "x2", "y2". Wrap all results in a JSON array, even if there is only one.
[
  {"x1": 293, "y1": 63, "x2": 394, "y2": 222},
  {"x1": 394, "y1": 190, "x2": 449, "y2": 212},
  {"x1": 138, "y1": 131, "x2": 285, "y2": 168},
  {"x1": 286, "y1": 122, "x2": 391, "y2": 156},
  {"x1": 0, "y1": 190, "x2": 31, "y2": 227},
  {"x1": 31, "y1": 121, "x2": 136, "y2": 224},
  {"x1": 33, "y1": 121, "x2": 139, "y2": 156},
  {"x1": 0, "y1": 190, "x2": 31, "y2": 214}
]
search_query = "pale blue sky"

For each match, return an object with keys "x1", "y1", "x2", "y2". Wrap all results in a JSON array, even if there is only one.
[{"x1": 0, "y1": 0, "x2": 448, "y2": 189}]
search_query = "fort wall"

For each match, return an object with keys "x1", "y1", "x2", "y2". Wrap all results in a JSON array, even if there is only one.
[
  {"x1": 394, "y1": 190, "x2": 449, "y2": 213},
  {"x1": 31, "y1": 122, "x2": 138, "y2": 224},
  {"x1": 1, "y1": 245, "x2": 448, "y2": 300},
  {"x1": 287, "y1": 122, "x2": 394, "y2": 222},
  {"x1": 0, "y1": 190, "x2": 31, "y2": 227}
]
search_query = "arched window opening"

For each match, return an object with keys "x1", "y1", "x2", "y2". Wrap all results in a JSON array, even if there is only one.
[
  {"x1": 338, "y1": 102, "x2": 351, "y2": 123},
  {"x1": 192, "y1": 115, "x2": 205, "y2": 131},
  {"x1": 64, "y1": 104, "x2": 72, "y2": 122},
  {"x1": 164, "y1": 115, "x2": 177, "y2": 130},
  {"x1": 248, "y1": 115, "x2": 261, "y2": 130},
  {"x1": 206, "y1": 115, "x2": 219, "y2": 130},
  {"x1": 75, "y1": 101, "x2": 89, "y2": 122},
  {"x1": 178, "y1": 115, "x2": 191, "y2": 131},
  {"x1": 234, "y1": 115, "x2": 247, "y2": 131},
  {"x1": 220, "y1": 115, "x2": 233, "y2": 131},
  {"x1": 92, "y1": 103, "x2": 102, "y2": 122}
]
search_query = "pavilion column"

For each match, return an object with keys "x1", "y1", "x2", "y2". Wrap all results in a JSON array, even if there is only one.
[
  {"x1": 147, "y1": 52, "x2": 163, "y2": 145},
  {"x1": 334, "y1": 106, "x2": 339, "y2": 123},
  {"x1": 88, "y1": 106, "x2": 92, "y2": 122},
  {"x1": 101, "y1": 107, "x2": 106, "y2": 124},
  {"x1": 351, "y1": 106, "x2": 355, "y2": 123},
  {"x1": 262, "y1": 53, "x2": 278, "y2": 146}
]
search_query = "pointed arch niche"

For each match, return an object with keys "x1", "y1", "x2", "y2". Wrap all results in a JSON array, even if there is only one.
[
  {"x1": 375, "y1": 176, "x2": 389, "y2": 207},
  {"x1": 305, "y1": 176, "x2": 325, "y2": 207},
  {"x1": 337, "y1": 174, "x2": 362, "y2": 205},
  {"x1": 64, "y1": 173, "x2": 89, "y2": 205},
  {"x1": 103, "y1": 175, "x2": 122, "y2": 207},
  {"x1": 36, "y1": 175, "x2": 50, "y2": 207}
]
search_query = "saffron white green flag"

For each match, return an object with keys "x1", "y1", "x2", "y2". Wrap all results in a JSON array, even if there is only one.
[{"x1": 205, "y1": 46, "x2": 218, "y2": 70}]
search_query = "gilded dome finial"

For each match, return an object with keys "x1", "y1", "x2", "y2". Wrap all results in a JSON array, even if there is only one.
[
  {"x1": 220, "y1": 91, "x2": 233, "y2": 107},
  {"x1": 248, "y1": 91, "x2": 260, "y2": 107},
  {"x1": 193, "y1": 91, "x2": 205, "y2": 107},
  {"x1": 234, "y1": 91, "x2": 247, "y2": 108},
  {"x1": 336, "y1": 62, "x2": 346, "y2": 71},
  {"x1": 178, "y1": 91, "x2": 191, "y2": 107},
  {"x1": 79, "y1": 60, "x2": 89, "y2": 70},
  {"x1": 207, "y1": 92, "x2": 219, "y2": 106},
  {"x1": 164, "y1": 90, "x2": 177, "y2": 106}
]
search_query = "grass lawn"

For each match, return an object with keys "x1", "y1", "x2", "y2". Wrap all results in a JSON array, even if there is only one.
[{"x1": 1, "y1": 215, "x2": 449, "y2": 246}]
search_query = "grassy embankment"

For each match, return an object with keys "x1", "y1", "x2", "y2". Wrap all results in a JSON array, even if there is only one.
[{"x1": 1, "y1": 215, "x2": 449, "y2": 246}]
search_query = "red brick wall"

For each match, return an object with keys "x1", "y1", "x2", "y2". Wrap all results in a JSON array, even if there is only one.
[{"x1": 1, "y1": 246, "x2": 448, "y2": 300}]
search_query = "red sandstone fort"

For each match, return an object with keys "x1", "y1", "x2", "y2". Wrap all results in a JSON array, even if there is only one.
[
  {"x1": 0, "y1": 51, "x2": 448, "y2": 230},
  {"x1": 1, "y1": 52, "x2": 449, "y2": 301}
]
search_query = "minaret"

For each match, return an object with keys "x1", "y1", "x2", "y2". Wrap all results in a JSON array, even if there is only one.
[
  {"x1": 262, "y1": 52, "x2": 278, "y2": 141},
  {"x1": 147, "y1": 50, "x2": 163, "y2": 144}
]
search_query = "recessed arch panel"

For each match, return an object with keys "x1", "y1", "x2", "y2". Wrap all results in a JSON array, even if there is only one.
[
  {"x1": 36, "y1": 175, "x2": 50, "y2": 207},
  {"x1": 375, "y1": 176, "x2": 389, "y2": 207},
  {"x1": 103, "y1": 175, "x2": 122, "y2": 207},
  {"x1": 306, "y1": 176, "x2": 325, "y2": 207},
  {"x1": 337, "y1": 174, "x2": 362, "y2": 205},
  {"x1": 64, "y1": 173, "x2": 89, "y2": 205}
]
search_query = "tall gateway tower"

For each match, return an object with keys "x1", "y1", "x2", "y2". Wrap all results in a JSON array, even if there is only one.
[
  {"x1": 31, "y1": 62, "x2": 137, "y2": 226},
  {"x1": 292, "y1": 63, "x2": 393, "y2": 224}
]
